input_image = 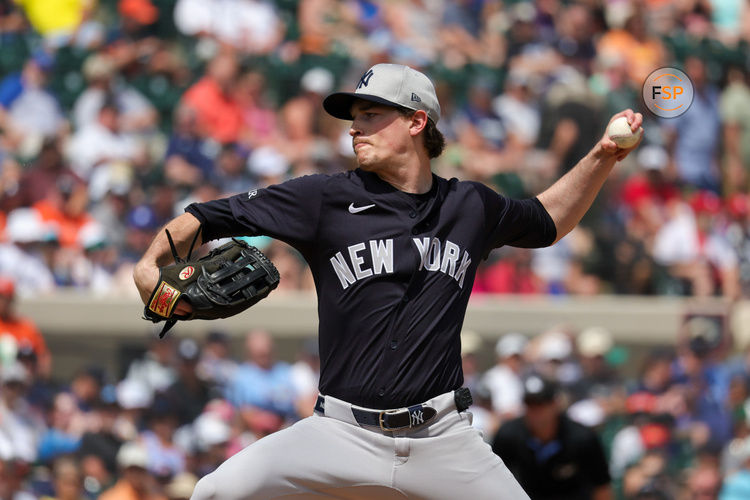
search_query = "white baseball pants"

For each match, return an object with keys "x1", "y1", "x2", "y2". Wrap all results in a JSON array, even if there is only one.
[{"x1": 191, "y1": 391, "x2": 530, "y2": 499}]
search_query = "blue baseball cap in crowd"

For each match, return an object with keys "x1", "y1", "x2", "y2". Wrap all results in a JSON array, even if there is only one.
[
  {"x1": 127, "y1": 205, "x2": 158, "y2": 230},
  {"x1": 31, "y1": 49, "x2": 55, "y2": 72}
]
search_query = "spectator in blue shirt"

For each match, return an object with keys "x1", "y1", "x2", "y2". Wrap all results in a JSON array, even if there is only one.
[
  {"x1": 226, "y1": 329, "x2": 296, "y2": 437},
  {"x1": 164, "y1": 104, "x2": 216, "y2": 188},
  {"x1": 662, "y1": 56, "x2": 722, "y2": 192},
  {"x1": 0, "y1": 51, "x2": 53, "y2": 109}
]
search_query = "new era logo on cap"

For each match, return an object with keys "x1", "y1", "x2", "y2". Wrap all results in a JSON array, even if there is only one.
[{"x1": 323, "y1": 64, "x2": 441, "y2": 124}]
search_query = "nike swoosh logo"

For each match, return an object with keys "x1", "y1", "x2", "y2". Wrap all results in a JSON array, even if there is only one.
[{"x1": 348, "y1": 203, "x2": 376, "y2": 214}]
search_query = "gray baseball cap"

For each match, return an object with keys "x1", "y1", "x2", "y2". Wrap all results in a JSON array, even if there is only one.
[{"x1": 323, "y1": 64, "x2": 441, "y2": 124}]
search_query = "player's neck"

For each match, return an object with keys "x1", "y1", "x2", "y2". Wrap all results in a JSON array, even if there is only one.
[{"x1": 371, "y1": 157, "x2": 433, "y2": 194}]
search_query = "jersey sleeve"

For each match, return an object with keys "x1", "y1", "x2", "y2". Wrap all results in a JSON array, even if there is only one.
[
  {"x1": 474, "y1": 183, "x2": 557, "y2": 255},
  {"x1": 185, "y1": 174, "x2": 327, "y2": 250}
]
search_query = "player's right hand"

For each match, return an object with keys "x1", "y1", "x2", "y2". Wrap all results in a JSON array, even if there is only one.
[
  {"x1": 133, "y1": 260, "x2": 195, "y2": 316},
  {"x1": 133, "y1": 261, "x2": 159, "y2": 305},
  {"x1": 598, "y1": 109, "x2": 643, "y2": 162}
]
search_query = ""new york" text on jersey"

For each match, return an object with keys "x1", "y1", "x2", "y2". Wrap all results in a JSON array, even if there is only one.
[{"x1": 329, "y1": 238, "x2": 471, "y2": 290}]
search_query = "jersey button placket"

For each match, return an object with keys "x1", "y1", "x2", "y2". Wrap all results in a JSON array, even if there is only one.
[{"x1": 408, "y1": 206, "x2": 419, "y2": 234}]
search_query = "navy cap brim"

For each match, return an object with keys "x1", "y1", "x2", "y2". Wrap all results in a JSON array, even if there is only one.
[{"x1": 323, "y1": 92, "x2": 402, "y2": 120}]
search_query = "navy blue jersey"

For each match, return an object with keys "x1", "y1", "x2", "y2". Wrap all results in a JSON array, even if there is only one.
[{"x1": 186, "y1": 169, "x2": 556, "y2": 408}]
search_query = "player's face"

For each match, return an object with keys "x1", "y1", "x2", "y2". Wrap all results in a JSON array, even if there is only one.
[{"x1": 349, "y1": 101, "x2": 413, "y2": 170}]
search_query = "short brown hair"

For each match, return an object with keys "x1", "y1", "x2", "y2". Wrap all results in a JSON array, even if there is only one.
[{"x1": 398, "y1": 108, "x2": 446, "y2": 159}]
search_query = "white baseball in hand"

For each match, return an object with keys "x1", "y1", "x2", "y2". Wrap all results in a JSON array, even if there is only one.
[{"x1": 607, "y1": 116, "x2": 643, "y2": 149}]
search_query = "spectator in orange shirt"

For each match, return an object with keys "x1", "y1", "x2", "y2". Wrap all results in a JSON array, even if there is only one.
[
  {"x1": 597, "y1": 8, "x2": 666, "y2": 88},
  {"x1": 0, "y1": 277, "x2": 51, "y2": 376},
  {"x1": 181, "y1": 51, "x2": 243, "y2": 144},
  {"x1": 33, "y1": 174, "x2": 92, "y2": 249},
  {"x1": 99, "y1": 441, "x2": 167, "y2": 500}
]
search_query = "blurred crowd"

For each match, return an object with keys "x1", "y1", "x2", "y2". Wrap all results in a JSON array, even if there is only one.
[
  {"x1": 459, "y1": 315, "x2": 750, "y2": 500},
  {"x1": 0, "y1": 0, "x2": 748, "y2": 299}
]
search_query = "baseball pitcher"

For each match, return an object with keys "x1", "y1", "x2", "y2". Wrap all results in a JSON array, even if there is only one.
[{"x1": 133, "y1": 64, "x2": 642, "y2": 499}]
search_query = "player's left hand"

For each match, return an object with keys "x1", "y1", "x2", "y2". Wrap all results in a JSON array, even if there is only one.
[
  {"x1": 143, "y1": 237, "x2": 280, "y2": 338},
  {"x1": 599, "y1": 109, "x2": 644, "y2": 162}
]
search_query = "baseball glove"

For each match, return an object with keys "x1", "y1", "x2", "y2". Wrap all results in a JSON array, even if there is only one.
[{"x1": 143, "y1": 227, "x2": 280, "y2": 338}]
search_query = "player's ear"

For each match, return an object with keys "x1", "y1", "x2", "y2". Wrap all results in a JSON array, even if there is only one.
[{"x1": 408, "y1": 110, "x2": 428, "y2": 137}]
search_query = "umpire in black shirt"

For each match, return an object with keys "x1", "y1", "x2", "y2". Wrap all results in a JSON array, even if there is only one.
[{"x1": 492, "y1": 374, "x2": 613, "y2": 500}]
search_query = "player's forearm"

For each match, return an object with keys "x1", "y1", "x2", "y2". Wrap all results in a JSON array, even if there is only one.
[
  {"x1": 537, "y1": 143, "x2": 616, "y2": 244},
  {"x1": 140, "y1": 212, "x2": 203, "y2": 267},
  {"x1": 133, "y1": 212, "x2": 202, "y2": 303}
]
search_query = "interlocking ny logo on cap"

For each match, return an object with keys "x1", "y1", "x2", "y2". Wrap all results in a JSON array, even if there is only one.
[{"x1": 357, "y1": 69, "x2": 374, "y2": 89}]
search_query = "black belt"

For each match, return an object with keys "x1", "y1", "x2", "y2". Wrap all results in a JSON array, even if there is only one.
[{"x1": 314, "y1": 388, "x2": 473, "y2": 432}]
